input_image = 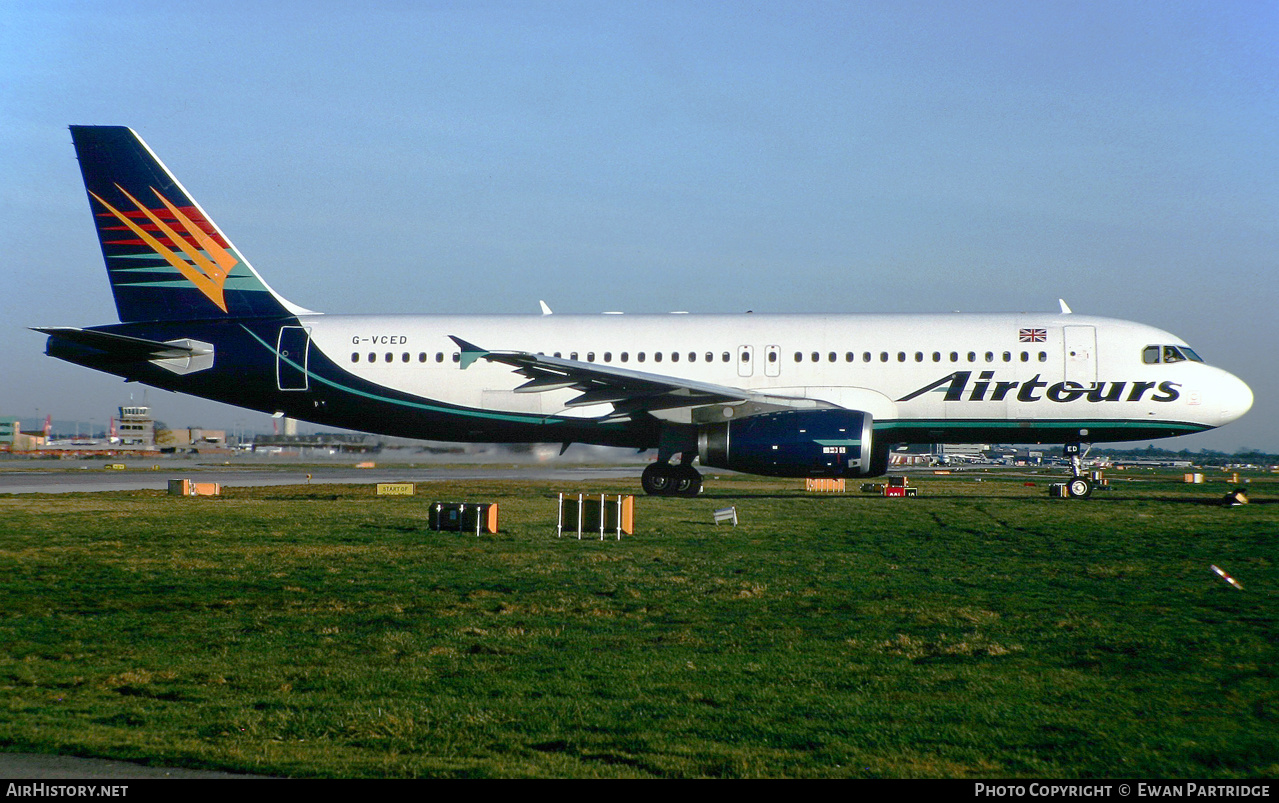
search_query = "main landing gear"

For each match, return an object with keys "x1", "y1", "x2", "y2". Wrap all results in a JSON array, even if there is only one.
[
  {"x1": 1064, "y1": 443, "x2": 1092, "y2": 499},
  {"x1": 641, "y1": 461, "x2": 703, "y2": 497}
]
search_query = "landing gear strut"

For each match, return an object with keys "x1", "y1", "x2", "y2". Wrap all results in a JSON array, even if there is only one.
[
  {"x1": 641, "y1": 462, "x2": 703, "y2": 497},
  {"x1": 1064, "y1": 443, "x2": 1092, "y2": 499}
]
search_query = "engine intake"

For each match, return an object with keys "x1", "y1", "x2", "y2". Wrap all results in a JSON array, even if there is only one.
[{"x1": 698, "y1": 409, "x2": 883, "y2": 478}]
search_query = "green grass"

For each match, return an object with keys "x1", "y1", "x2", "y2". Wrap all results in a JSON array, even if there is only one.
[{"x1": 0, "y1": 470, "x2": 1275, "y2": 778}]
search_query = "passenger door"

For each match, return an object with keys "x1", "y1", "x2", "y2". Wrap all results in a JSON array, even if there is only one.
[{"x1": 1063, "y1": 325, "x2": 1097, "y2": 386}]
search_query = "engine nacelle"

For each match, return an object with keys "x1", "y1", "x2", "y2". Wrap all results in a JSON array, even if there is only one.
[{"x1": 697, "y1": 409, "x2": 885, "y2": 478}]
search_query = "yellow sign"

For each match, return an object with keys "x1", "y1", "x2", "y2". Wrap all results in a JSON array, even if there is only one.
[{"x1": 376, "y1": 483, "x2": 415, "y2": 496}]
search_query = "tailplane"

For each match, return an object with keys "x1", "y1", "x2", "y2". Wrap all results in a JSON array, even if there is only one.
[{"x1": 70, "y1": 126, "x2": 313, "y2": 322}]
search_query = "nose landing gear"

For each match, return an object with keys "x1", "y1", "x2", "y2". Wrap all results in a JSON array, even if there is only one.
[{"x1": 1064, "y1": 443, "x2": 1092, "y2": 498}]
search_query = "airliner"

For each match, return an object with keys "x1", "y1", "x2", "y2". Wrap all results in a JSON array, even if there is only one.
[{"x1": 37, "y1": 126, "x2": 1254, "y2": 497}]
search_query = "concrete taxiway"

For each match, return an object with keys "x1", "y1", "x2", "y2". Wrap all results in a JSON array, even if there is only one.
[{"x1": 0, "y1": 462, "x2": 645, "y2": 494}]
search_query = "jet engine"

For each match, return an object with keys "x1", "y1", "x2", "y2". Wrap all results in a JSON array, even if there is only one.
[{"x1": 697, "y1": 409, "x2": 887, "y2": 478}]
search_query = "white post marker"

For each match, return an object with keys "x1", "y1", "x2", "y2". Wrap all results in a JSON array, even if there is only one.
[
  {"x1": 713, "y1": 507, "x2": 738, "y2": 526},
  {"x1": 1211, "y1": 564, "x2": 1244, "y2": 590}
]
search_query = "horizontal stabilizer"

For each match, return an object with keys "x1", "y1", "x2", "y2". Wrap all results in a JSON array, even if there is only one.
[{"x1": 34, "y1": 327, "x2": 210, "y2": 360}]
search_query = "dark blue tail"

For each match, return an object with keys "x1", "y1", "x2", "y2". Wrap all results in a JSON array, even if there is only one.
[{"x1": 70, "y1": 126, "x2": 308, "y2": 323}]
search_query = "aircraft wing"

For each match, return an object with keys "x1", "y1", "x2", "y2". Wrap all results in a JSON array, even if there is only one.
[{"x1": 450, "y1": 336, "x2": 825, "y2": 420}]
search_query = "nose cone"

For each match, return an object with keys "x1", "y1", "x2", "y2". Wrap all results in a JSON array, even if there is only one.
[{"x1": 1214, "y1": 369, "x2": 1254, "y2": 427}]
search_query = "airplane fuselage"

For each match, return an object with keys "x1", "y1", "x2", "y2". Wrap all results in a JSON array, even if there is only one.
[{"x1": 49, "y1": 310, "x2": 1252, "y2": 451}]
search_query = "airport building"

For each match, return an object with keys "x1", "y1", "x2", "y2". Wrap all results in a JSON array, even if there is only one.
[
  {"x1": 113, "y1": 407, "x2": 228, "y2": 453},
  {"x1": 0, "y1": 417, "x2": 48, "y2": 452},
  {"x1": 1, "y1": 405, "x2": 228, "y2": 456},
  {"x1": 115, "y1": 405, "x2": 155, "y2": 449},
  {"x1": 0, "y1": 417, "x2": 19, "y2": 450}
]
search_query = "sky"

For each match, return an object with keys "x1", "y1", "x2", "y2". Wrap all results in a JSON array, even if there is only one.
[{"x1": 1, "y1": 1, "x2": 1275, "y2": 451}]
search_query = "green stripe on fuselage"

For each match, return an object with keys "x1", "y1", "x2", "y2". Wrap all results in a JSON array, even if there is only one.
[{"x1": 243, "y1": 326, "x2": 578, "y2": 427}]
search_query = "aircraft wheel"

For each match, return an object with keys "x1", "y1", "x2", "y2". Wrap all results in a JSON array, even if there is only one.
[
  {"x1": 641, "y1": 463, "x2": 674, "y2": 496},
  {"x1": 673, "y1": 465, "x2": 703, "y2": 497},
  {"x1": 1067, "y1": 477, "x2": 1093, "y2": 499}
]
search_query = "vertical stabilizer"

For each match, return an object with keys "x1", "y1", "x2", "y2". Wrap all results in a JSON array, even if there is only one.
[{"x1": 70, "y1": 126, "x2": 313, "y2": 322}]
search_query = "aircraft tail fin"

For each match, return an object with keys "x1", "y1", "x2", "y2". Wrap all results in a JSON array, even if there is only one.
[{"x1": 69, "y1": 126, "x2": 313, "y2": 323}]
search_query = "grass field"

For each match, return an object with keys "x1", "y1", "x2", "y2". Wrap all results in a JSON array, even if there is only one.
[{"x1": 0, "y1": 469, "x2": 1275, "y2": 778}]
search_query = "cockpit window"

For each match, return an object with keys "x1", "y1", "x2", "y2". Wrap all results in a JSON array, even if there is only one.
[
  {"x1": 1163, "y1": 346, "x2": 1187, "y2": 363},
  {"x1": 1144, "y1": 344, "x2": 1205, "y2": 364}
]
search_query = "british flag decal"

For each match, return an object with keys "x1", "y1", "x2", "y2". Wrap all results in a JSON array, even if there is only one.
[{"x1": 1019, "y1": 328, "x2": 1047, "y2": 342}]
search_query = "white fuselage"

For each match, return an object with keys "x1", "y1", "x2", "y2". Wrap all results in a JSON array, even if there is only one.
[{"x1": 298, "y1": 311, "x2": 1252, "y2": 443}]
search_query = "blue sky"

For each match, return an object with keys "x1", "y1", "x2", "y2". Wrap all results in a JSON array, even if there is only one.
[{"x1": 2, "y1": 1, "x2": 1275, "y2": 450}]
